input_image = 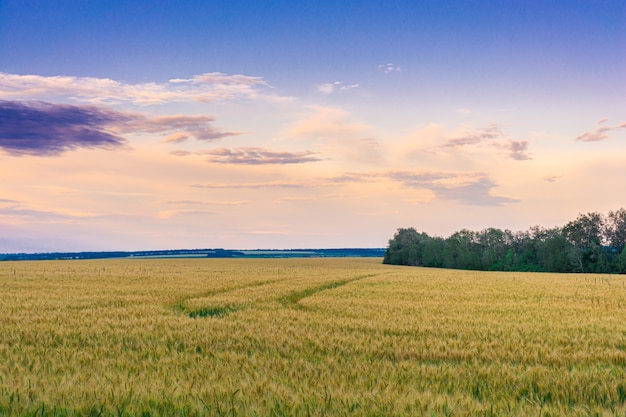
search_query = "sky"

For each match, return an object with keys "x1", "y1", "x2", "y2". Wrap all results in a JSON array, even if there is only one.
[{"x1": 0, "y1": 0, "x2": 625, "y2": 252}]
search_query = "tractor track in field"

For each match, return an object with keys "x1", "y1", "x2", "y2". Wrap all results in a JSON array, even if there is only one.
[
  {"x1": 176, "y1": 272, "x2": 384, "y2": 318},
  {"x1": 172, "y1": 277, "x2": 291, "y2": 318},
  {"x1": 278, "y1": 273, "x2": 382, "y2": 310}
]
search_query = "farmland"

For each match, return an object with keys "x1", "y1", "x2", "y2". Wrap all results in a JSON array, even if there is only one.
[{"x1": 1, "y1": 258, "x2": 626, "y2": 416}]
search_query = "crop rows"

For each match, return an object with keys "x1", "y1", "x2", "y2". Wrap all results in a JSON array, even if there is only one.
[{"x1": 1, "y1": 258, "x2": 626, "y2": 416}]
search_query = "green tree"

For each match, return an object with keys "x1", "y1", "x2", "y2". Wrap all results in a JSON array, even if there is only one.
[
  {"x1": 445, "y1": 229, "x2": 481, "y2": 270},
  {"x1": 421, "y1": 236, "x2": 446, "y2": 268},
  {"x1": 477, "y1": 228, "x2": 509, "y2": 270},
  {"x1": 563, "y1": 212, "x2": 606, "y2": 272},
  {"x1": 383, "y1": 228, "x2": 431, "y2": 266},
  {"x1": 383, "y1": 208, "x2": 625, "y2": 273},
  {"x1": 615, "y1": 247, "x2": 626, "y2": 274},
  {"x1": 606, "y1": 209, "x2": 626, "y2": 252}
]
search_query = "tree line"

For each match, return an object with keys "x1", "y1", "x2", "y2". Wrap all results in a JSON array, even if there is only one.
[{"x1": 383, "y1": 209, "x2": 626, "y2": 273}]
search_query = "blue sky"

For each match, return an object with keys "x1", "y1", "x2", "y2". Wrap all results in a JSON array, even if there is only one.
[{"x1": 0, "y1": 1, "x2": 625, "y2": 251}]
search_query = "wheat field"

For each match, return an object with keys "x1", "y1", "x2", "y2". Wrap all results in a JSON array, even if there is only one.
[{"x1": 1, "y1": 258, "x2": 626, "y2": 416}]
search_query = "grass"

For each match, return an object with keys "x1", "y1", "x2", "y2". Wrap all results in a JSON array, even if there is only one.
[{"x1": 1, "y1": 258, "x2": 626, "y2": 416}]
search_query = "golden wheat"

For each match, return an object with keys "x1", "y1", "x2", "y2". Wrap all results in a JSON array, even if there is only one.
[{"x1": 1, "y1": 258, "x2": 626, "y2": 416}]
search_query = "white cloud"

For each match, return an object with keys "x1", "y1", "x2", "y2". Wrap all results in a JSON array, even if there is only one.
[
  {"x1": 378, "y1": 63, "x2": 401, "y2": 74},
  {"x1": 0, "y1": 72, "x2": 270, "y2": 105},
  {"x1": 339, "y1": 83, "x2": 359, "y2": 91},
  {"x1": 316, "y1": 81, "x2": 359, "y2": 94},
  {"x1": 317, "y1": 82, "x2": 338, "y2": 94}
]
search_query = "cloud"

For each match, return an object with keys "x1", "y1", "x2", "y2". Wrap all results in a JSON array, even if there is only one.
[
  {"x1": 287, "y1": 106, "x2": 369, "y2": 139},
  {"x1": 160, "y1": 199, "x2": 248, "y2": 206},
  {"x1": 192, "y1": 166, "x2": 520, "y2": 206},
  {"x1": 169, "y1": 150, "x2": 192, "y2": 156},
  {"x1": 169, "y1": 73, "x2": 267, "y2": 86},
  {"x1": 191, "y1": 181, "x2": 304, "y2": 189},
  {"x1": 388, "y1": 171, "x2": 518, "y2": 206},
  {"x1": 430, "y1": 177, "x2": 519, "y2": 206},
  {"x1": 317, "y1": 83, "x2": 337, "y2": 94},
  {"x1": 161, "y1": 200, "x2": 206, "y2": 205},
  {"x1": 576, "y1": 119, "x2": 626, "y2": 142},
  {"x1": 125, "y1": 114, "x2": 242, "y2": 142},
  {"x1": 328, "y1": 173, "x2": 380, "y2": 183},
  {"x1": 286, "y1": 107, "x2": 387, "y2": 166},
  {"x1": 440, "y1": 124, "x2": 532, "y2": 160},
  {"x1": 0, "y1": 100, "x2": 128, "y2": 156},
  {"x1": 328, "y1": 170, "x2": 518, "y2": 206},
  {"x1": 0, "y1": 206, "x2": 70, "y2": 221},
  {"x1": 0, "y1": 100, "x2": 240, "y2": 156},
  {"x1": 276, "y1": 197, "x2": 313, "y2": 202},
  {"x1": 0, "y1": 72, "x2": 270, "y2": 105},
  {"x1": 443, "y1": 124, "x2": 504, "y2": 147},
  {"x1": 198, "y1": 147, "x2": 321, "y2": 165},
  {"x1": 0, "y1": 198, "x2": 86, "y2": 222},
  {"x1": 0, "y1": 198, "x2": 20, "y2": 204},
  {"x1": 317, "y1": 81, "x2": 359, "y2": 94},
  {"x1": 542, "y1": 175, "x2": 560, "y2": 182},
  {"x1": 505, "y1": 140, "x2": 531, "y2": 160},
  {"x1": 386, "y1": 170, "x2": 460, "y2": 187},
  {"x1": 211, "y1": 201, "x2": 250, "y2": 206},
  {"x1": 157, "y1": 209, "x2": 216, "y2": 219},
  {"x1": 405, "y1": 192, "x2": 437, "y2": 205},
  {"x1": 379, "y1": 63, "x2": 401, "y2": 74},
  {"x1": 340, "y1": 137, "x2": 387, "y2": 165}
]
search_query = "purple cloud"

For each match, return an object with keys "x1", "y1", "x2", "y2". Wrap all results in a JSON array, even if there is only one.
[
  {"x1": 169, "y1": 150, "x2": 192, "y2": 156},
  {"x1": 441, "y1": 124, "x2": 532, "y2": 160},
  {"x1": 0, "y1": 198, "x2": 75, "y2": 221},
  {"x1": 127, "y1": 114, "x2": 241, "y2": 142},
  {"x1": 389, "y1": 171, "x2": 518, "y2": 206},
  {"x1": 505, "y1": 140, "x2": 531, "y2": 160},
  {"x1": 329, "y1": 170, "x2": 519, "y2": 206},
  {"x1": 386, "y1": 171, "x2": 456, "y2": 187},
  {"x1": 328, "y1": 173, "x2": 380, "y2": 183},
  {"x1": 443, "y1": 124, "x2": 504, "y2": 147},
  {"x1": 199, "y1": 147, "x2": 321, "y2": 165},
  {"x1": 0, "y1": 100, "x2": 129, "y2": 156},
  {"x1": 430, "y1": 177, "x2": 519, "y2": 206},
  {"x1": 172, "y1": 147, "x2": 321, "y2": 165},
  {"x1": 0, "y1": 100, "x2": 241, "y2": 156},
  {"x1": 192, "y1": 181, "x2": 303, "y2": 189},
  {"x1": 576, "y1": 120, "x2": 626, "y2": 142}
]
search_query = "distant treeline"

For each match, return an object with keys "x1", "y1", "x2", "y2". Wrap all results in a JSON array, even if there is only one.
[
  {"x1": 384, "y1": 209, "x2": 626, "y2": 273},
  {"x1": 0, "y1": 248, "x2": 386, "y2": 261}
]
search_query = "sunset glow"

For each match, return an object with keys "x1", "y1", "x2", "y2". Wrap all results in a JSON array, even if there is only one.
[{"x1": 1, "y1": 1, "x2": 624, "y2": 252}]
